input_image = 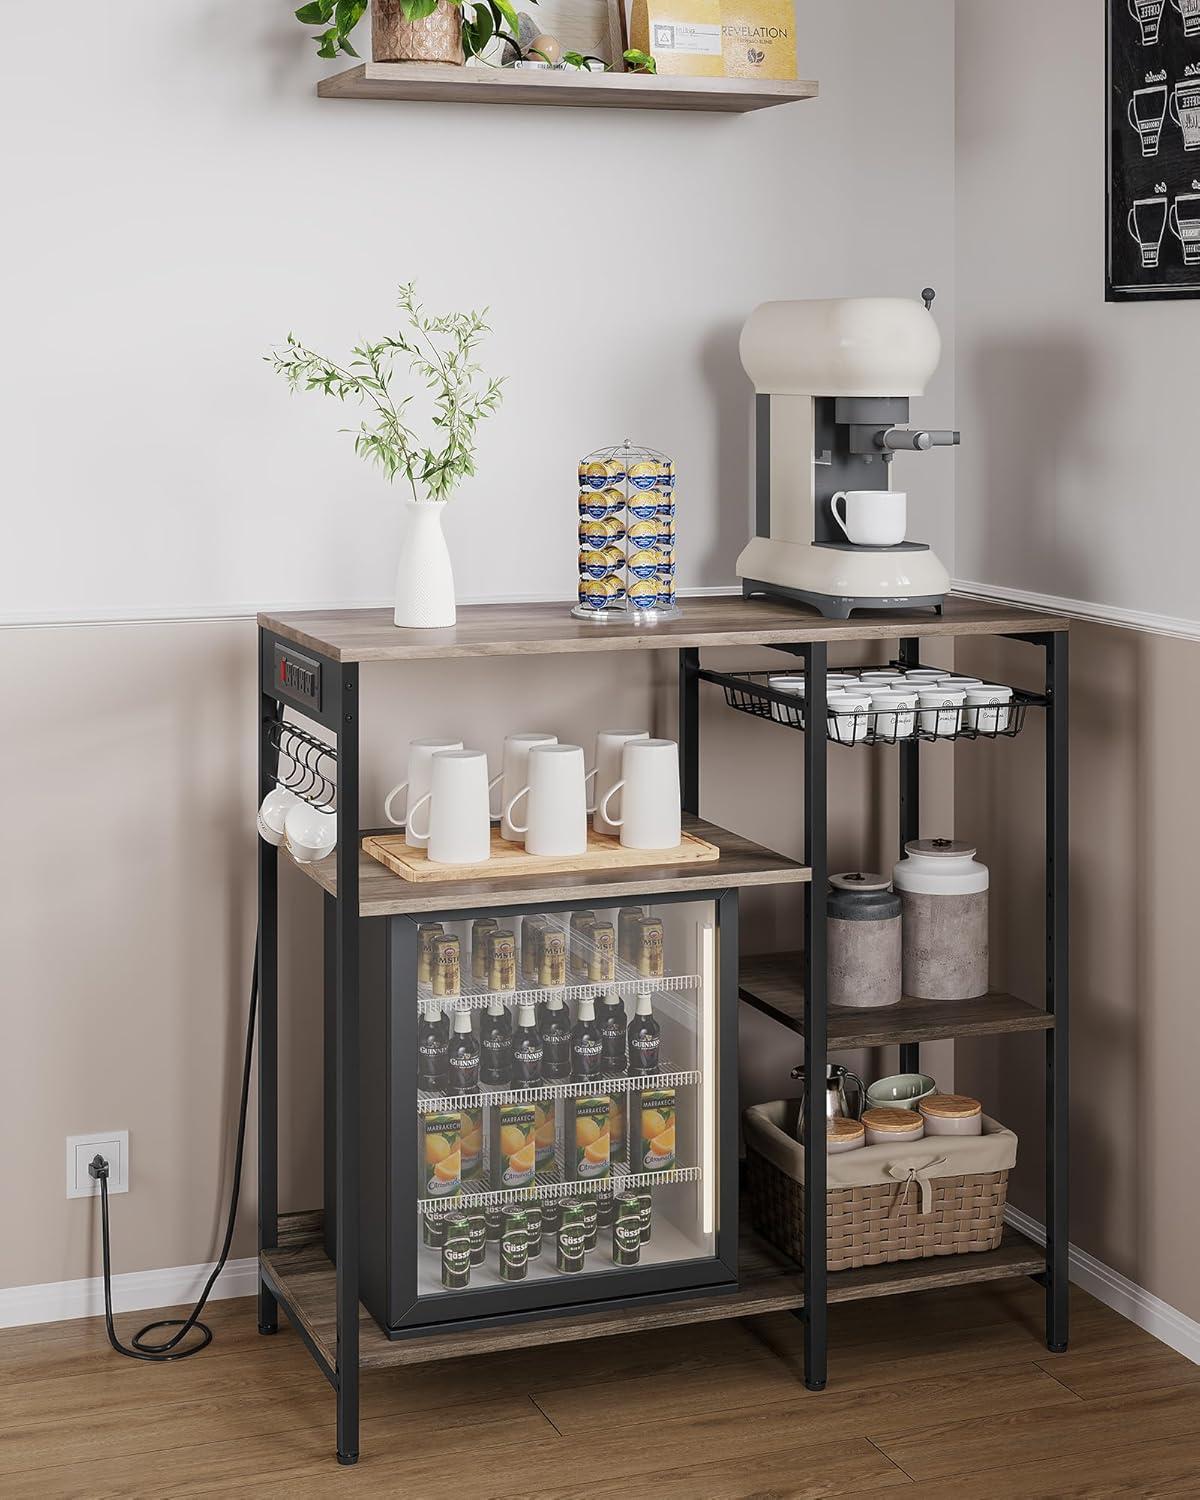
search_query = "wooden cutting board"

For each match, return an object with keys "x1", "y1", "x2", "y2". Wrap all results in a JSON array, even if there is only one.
[{"x1": 362, "y1": 827, "x2": 720, "y2": 883}]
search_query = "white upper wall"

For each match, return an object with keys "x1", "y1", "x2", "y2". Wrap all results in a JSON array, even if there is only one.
[
  {"x1": 0, "y1": 2, "x2": 955, "y2": 624},
  {"x1": 955, "y1": 0, "x2": 1199, "y2": 625}
]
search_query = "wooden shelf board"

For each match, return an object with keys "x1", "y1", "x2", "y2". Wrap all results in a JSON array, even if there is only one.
[
  {"x1": 262, "y1": 1205, "x2": 1045, "y2": 1372},
  {"x1": 258, "y1": 595, "x2": 1071, "y2": 665},
  {"x1": 317, "y1": 62, "x2": 819, "y2": 113},
  {"x1": 739, "y1": 952, "x2": 1054, "y2": 1048},
  {"x1": 289, "y1": 814, "x2": 810, "y2": 917}
]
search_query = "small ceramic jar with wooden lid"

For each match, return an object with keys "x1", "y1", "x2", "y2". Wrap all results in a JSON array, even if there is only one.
[
  {"x1": 918, "y1": 1094, "x2": 983, "y2": 1136},
  {"x1": 827, "y1": 1116, "x2": 866, "y2": 1155},
  {"x1": 862, "y1": 1107, "x2": 925, "y2": 1145}
]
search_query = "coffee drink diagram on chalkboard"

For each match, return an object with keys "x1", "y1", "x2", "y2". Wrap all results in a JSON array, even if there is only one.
[{"x1": 1109, "y1": 1, "x2": 1200, "y2": 298}]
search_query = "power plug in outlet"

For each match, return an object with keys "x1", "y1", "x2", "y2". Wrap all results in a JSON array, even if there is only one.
[{"x1": 66, "y1": 1131, "x2": 129, "y2": 1198}]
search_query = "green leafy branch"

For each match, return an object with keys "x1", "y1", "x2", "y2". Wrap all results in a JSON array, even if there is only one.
[{"x1": 267, "y1": 283, "x2": 505, "y2": 503}]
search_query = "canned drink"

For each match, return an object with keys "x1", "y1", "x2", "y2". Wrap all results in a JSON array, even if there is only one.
[
  {"x1": 471, "y1": 919, "x2": 498, "y2": 984},
  {"x1": 539, "y1": 928, "x2": 567, "y2": 988},
  {"x1": 578, "y1": 576, "x2": 610, "y2": 612},
  {"x1": 596, "y1": 1192, "x2": 616, "y2": 1229},
  {"x1": 431, "y1": 935, "x2": 461, "y2": 998},
  {"x1": 524, "y1": 1199, "x2": 544, "y2": 1258},
  {"x1": 627, "y1": 518, "x2": 659, "y2": 551},
  {"x1": 580, "y1": 548, "x2": 617, "y2": 580},
  {"x1": 485, "y1": 1204, "x2": 504, "y2": 1242},
  {"x1": 627, "y1": 493, "x2": 659, "y2": 522},
  {"x1": 422, "y1": 1210, "x2": 447, "y2": 1249},
  {"x1": 487, "y1": 928, "x2": 517, "y2": 992},
  {"x1": 416, "y1": 923, "x2": 444, "y2": 985},
  {"x1": 442, "y1": 1216, "x2": 472, "y2": 1288},
  {"x1": 627, "y1": 549, "x2": 661, "y2": 581},
  {"x1": 579, "y1": 460, "x2": 610, "y2": 491},
  {"x1": 618, "y1": 908, "x2": 645, "y2": 963},
  {"x1": 588, "y1": 923, "x2": 615, "y2": 983},
  {"x1": 521, "y1": 916, "x2": 546, "y2": 981},
  {"x1": 628, "y1": 578, "x2": 660, "y2": 612},
  {"x1": 466, "y1": 1211, "x2": 487, "y2": 1265},
  {"x1": 499, "y1": 1211, "x2": 529, "y2": 1281},
  {"x1": 613, "y1": 1196, "x2": 643, "y2": 1265},
  {"x1": 578, "y1": 1195, "x2": 599, "y2": 1250},
  {"x1": 636, "y1": 1192, "x2": 653, "y2": 1243},
  {"x1": 542, "y1": 1197, "x2": 561, "y2": 1237},
  {"x1": 570, "y1": 911, "x2": 598, "y2": 977},
  {"x1": 637, "y1": 917, "x2": 665, "y2": 978},
  {"x1": 628, "y1": 459, "x2": 659, "y2": 491},
  {"x1": 557, "y1": 1202, "x2": 587, "y2": 1272}
]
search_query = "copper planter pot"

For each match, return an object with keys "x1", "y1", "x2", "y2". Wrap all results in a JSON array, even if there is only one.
[{"x1": 372, "y1": 0, "x2": 464, "y2": 63}]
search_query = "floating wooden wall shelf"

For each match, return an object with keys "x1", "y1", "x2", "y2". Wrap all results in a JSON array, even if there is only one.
[{"x1": 317, "y1": 62, "x2": 819, "y2": 112}]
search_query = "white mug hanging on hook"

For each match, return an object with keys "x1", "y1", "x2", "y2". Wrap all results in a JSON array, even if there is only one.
[{"x1": 575, "y1": 440, "x2": 679, "y2": 624}]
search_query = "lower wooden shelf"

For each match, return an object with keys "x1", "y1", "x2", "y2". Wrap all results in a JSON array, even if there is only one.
[
  {"x1": 739, "y1": 952, "x2": 1055, "y2": 1049},
  {"x1": 261, "y1": 1205, "x2": 1045, "y2": 1373}
]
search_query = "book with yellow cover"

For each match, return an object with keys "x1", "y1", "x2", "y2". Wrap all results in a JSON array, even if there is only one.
[
  {"x1": 628, "y1": 0, "x2": 724, "y2": 77},
  {"x1": 720, "y1": 0, "x2": 796, "y2": 79}
]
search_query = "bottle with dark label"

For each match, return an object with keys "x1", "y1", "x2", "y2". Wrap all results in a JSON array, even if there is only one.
[
  {"x1": 571, "y1": 995, "x2": 604, "y2": 1083},
  {"x1": 512, "y1": 1003, "x2": 543, "y2": 1084},
  {"x1": 447, "y1": 1010, "x2": 480, "y2": 1094},
  {"x1": 417, "y1": 1002, "x2": 449, "y2": 1091},
  {"x1": 540, "y1": 994, "x2": 573, "y2": 1082},
  {"x1": 479, "y1": 998, "x2": 513, "y2": 1087},
  {"x1": 597, "y1": 989, "x2": 628, "y2": 1074},
  {"x1": 627, "y1": 989, "x2": 661, "y2": 1075}
]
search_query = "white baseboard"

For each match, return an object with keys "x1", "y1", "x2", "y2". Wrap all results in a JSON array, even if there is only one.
[
  {"x1": 953, "y1": 578, "x2": 1200, "y2": 645},
  {"x1": 1005, "y1": 1205, "x2": 1200, "y2": 1366},
  {"x1": 0, "y1": 1256, "x2": 258, "y2": 1331}
]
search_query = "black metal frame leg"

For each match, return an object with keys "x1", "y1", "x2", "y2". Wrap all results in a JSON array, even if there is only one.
[
  {"x1": 1045, "y1": 631, "x2": 1070, "y2": 1352},
  {"x1": 802, "y1": 642, "x2": 828, "y2": 1391},
  {"x1": 257, "y1": 649, "x2": 281, "y2": 1336},
  {"x1": 898, "y1": 636, "x2": 921, "y2": 1078},
  {"x1": 679, "y1": 647, "x2": 700, "y2": 816},
  {"x1": 334, "y1": 663, "x2": 361, "y2": 1464}
]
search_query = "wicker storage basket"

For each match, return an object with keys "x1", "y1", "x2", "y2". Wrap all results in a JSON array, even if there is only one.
[{"x1": 743, "y1": 1100, "x2": 1016, "y2": 1272}]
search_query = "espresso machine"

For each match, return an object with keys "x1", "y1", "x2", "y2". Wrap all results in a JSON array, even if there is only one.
[{"x1": 735, "y1": 290, "x2": 959, "y2": 619}]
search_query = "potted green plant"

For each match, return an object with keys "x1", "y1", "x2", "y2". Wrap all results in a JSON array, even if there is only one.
[
  {"x1": 295, "y1": 0, "x2": 521, "y2": 66},
  {"x1": 267, "y1": 283, "x2": 505, "y2": 629}
]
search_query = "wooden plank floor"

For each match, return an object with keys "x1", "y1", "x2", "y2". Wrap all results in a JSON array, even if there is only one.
[{"x1": 2, "y1": 1279, "x2": 1198, "y2": 1497}]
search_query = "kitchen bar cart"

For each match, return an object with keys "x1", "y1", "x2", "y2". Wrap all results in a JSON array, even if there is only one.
[{"x1": 255, "y1": 595, "x2": 1068, "y2": 1464}]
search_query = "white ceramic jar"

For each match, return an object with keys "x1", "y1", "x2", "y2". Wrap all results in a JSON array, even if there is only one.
[
  {"x1": 862, "y1": 1107, "x2": 925, "y2": 1145},
  {"x1": 827, "y1": 1116, "x2": 866, "y2": 1154},
  {"x1": 893, "y1": 838, "x2": 990, "y2": 999},
  {"x1": 919, "y1": 1094, "x2": 983, "y2": 1136}
]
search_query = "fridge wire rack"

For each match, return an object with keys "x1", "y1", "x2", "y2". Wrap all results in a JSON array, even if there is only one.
[
  {"x1": 417, "y1": 1064, "x2": 701, "y2": 1114},
  {"x1": 706, "y1": 667, "x2": 1047, "y2": 747},
  {"x1": 418, "y1": 1163, "x2": 702, "y2": 1215}
]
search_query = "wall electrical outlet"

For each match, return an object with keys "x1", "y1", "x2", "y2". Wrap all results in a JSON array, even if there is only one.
[{"x1": 66, "y1": 1131, "x2": 129, "y2": 1198}]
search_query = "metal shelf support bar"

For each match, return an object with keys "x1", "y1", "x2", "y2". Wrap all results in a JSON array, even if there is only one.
[
  {"x1": 898, "y1": 636, "x2": 921, "y2": 1077},
  {"x1": 802, "y1": 640, "x2": 828, "y2": 1391},
  {"x1": 1044, "y1": 629, "x2": 1070, "y2": 1353}
]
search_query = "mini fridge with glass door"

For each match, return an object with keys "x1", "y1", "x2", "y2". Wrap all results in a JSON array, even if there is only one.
[{"x1": 331, "y1": 890, "x2": 739, "y2": 1336}]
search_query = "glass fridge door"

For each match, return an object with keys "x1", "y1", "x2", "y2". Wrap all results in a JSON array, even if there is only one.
[{"x1": 405, "y1": 895, "x2": 733, "y2": 1324}]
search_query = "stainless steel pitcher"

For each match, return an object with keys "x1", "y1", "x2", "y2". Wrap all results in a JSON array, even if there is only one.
[{"x1": 787, "y1": 1064, "x2": 866, "y2": 1142}]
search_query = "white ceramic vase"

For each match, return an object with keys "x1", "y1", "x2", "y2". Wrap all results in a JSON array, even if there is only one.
[{"x1": 394, "y1": 500, "x2": 456, "y2": 629}]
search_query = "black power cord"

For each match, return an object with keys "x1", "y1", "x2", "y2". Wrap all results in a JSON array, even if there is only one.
[{"x1": 90, "y1": 942, "x2": 258, "y2": 1362}]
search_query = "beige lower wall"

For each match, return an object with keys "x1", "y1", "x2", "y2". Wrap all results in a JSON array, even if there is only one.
[
  {"x1": 956, "y1": 621, "x2": 1200, "y2": 1324},
  {"x1": 1, "y1": 620, "x2": 953, "y2": 1295}
]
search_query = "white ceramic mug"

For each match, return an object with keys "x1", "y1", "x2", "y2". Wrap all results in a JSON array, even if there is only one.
[
  {"x1": 593, "y1": 729, "x2": 650, "y2": 836},
  {"x1": 830, "y1": 490, "x2": 907, "y2": 547},
  {"x1": 284, "y1": 801, "x2": 337, "y2": 863},
  {"x1": 258, "y1": 786, "x2": 300, "y2": 847},
  {"x1": 598, "y1": 738, "x2": 682, "y2": 851},
  {"x1": 498, "y1": 732, "x2": 559, "y2": 843},
  {"x1": 384, "y1": 738, "x2": 465, "y2": 848},
  {"x1": 504, "y1": 744, "x2": 596, "y2": 857},
  {"x1": 408, "y1": 750, "x2": 494, "y2": 866}
]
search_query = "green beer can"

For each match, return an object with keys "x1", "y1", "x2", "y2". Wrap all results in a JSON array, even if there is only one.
[
  {"x1": 422, "y1": 1210, "x2": 447, "y2": 1249},
  {"x1": 557, "y1": 1201, "x2": 587, "y2": 1273},
  {"x1": 612, "y1": 1195, "x2": 642, "y2": 1266},
  {"x1": 466, "y1": 1211, "x2": 487, "y2": 1266},
  {"x1": 524, "y1": 1199, "x2": 544, "y2": 1259},
  {"x1": 441, "y1": 1216, "x2": 472, "y2": 1289},
  {"x1": 578, "y1": 1196, "x2": 599, "y2": 1250},
  {"x1": 596, "y1": 1193, "x2": 616, "y2": 1230},
  {"x1": 499, "y1": 1210, "x2": 530, "y2": 1281},
  {"x1": 636, "y1": 1192, "x2": 653, "y2": 1243}
]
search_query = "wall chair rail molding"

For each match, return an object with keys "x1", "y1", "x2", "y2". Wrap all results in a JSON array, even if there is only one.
[
  {"x1": 1005, "y1": 1205, "x2": 1200, "y2": 1367},
  {"x1": 0, "y1": 1255, "x2": 258, "y2": 1331},
  {"x1": 953, "y1": 579, "x2": 1200, "y2": 646}
]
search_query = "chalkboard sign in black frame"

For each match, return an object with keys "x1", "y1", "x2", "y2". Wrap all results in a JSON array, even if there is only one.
[{"x1": 1107, "y1": 0, "x2": 1200, "y2": 302}]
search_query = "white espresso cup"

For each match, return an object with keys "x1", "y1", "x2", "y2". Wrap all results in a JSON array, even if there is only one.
[
  {"x1": 284, "y1": 801, "x2": 337, "y2": 864},
  {"x1": 830, "y1": 490, "x2": 907, "y2": 547},
  {"x1": 408, "y1": 750, "x2": 495, "y2": 866},
  {"x1": 593, "y1": 729, "x2": 650, "y2": 837},
  {"x1": 384, "y1": 738, "x2": 465, "y2": 848},
  {"x1": 504, "y1": 743, "x2": 597, "y2": 857},
  {"x1": 497, "y1": 732, "x2": 558, "y2": 843},
  {"x1": 598, "y1": 738, "x2": 682, "y2": 852}
]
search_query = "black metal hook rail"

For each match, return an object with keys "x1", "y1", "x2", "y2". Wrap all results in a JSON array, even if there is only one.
[{"x1": 267, "y1": 718, "x2": 338, "y2": 809}]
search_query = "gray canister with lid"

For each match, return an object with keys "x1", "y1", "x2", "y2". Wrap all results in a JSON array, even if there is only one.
[
  {"x1": 892, "y1": 838, "x2": 989, "y2": 1000},
  {"x1": 827, "y1": 873, "x2": 902, "y2": 1009}
]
